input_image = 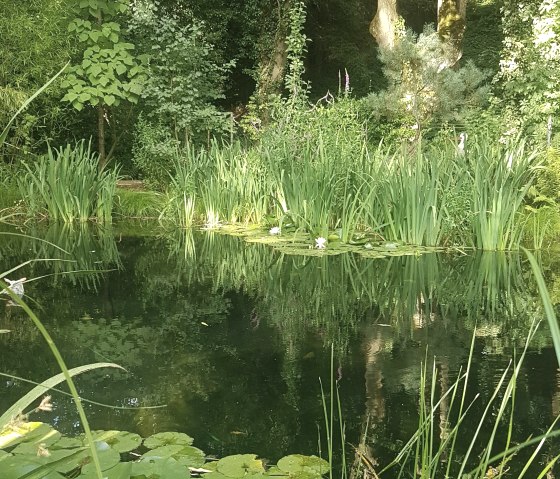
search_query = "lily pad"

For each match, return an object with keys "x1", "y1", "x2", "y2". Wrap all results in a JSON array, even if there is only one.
[
  {"x1": 51, "y1": 436, "x2": 83, "y2": 450},
  {"x1": 131, "y1": 457, "x2": 190, "y2": 479},
  {"x1": 141, "y1": 444, "x2": 205, "y2": 467},
  {"x1": 80, "y1": 462, "x2": 132, "y2": 479},
  {"x1": 79, "y1": 440, "x2": 121, "y2": 475},
  {"x1": 89, "y1": 430, "x2": 142, "y2": 453},
  {"x1": 11, "y1": 443, "x2": 86, "y2": 474},
  {"x1": 276, "y1": 455, "x2": 329, "y2": 477},
  {"x1": 216, "y1": 454, "x2": 265, "y2": 478},
  {"x1": 144, "y1": 431, "x2": 194, "y2": 449}
]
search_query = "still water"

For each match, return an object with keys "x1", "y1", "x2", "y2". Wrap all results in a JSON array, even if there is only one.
[{"x1": 1, "y1": 223, "x2": 559, "y2": 475}]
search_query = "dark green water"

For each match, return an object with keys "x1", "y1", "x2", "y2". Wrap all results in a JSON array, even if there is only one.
[{"x1": 1, "y1": 223, "x2": 560, "y2": 475}]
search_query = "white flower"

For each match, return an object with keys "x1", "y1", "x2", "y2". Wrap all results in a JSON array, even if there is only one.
[
  {"x1": 269, "y1": 226, "x2": 281, "y2": 235},
  {"x1": 315, "y1": 237, "x2": 327, "y2": 249}
]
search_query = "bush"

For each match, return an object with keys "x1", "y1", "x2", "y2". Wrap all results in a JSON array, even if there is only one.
[{"x1": 131, "y1": 118, "x2": 181, "y2": 190}]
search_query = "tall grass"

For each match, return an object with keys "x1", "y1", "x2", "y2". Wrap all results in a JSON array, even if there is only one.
[
  {"x1": 19, "y1": 141, "x2": 118, "y2": 223},
  {"x1": 468, "y1": 137, "x2": 539, "y2": 250},
  {"x1": 161, "y1": 103, "x2": 540, "y2": 250}
]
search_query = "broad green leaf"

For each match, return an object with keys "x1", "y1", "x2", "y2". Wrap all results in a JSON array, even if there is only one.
[
  {"x1": 80, "y1": 462, "x2": 132, "y2": 479},
  {"x1": 87, "y1": 430, "x2": 142, "y2": 453},
  {"x1": 63, "y1": 91, "x2": 78, "y2": 102},
  {"x1": 144, "y1": 432, "x2": 194, "y2": 449},
  {"x1": 8, "y1": 423, "x2": 61, "y2": 451},
  {"x1": 276, "y1": 455, "x2": 329, "y2": 477},
  {"x1": 141, "y1": 445, "x2": 205, "y2": 468},
  {"x1": 216, "y1": 454, "x2": 265, "y2": 478},
  {"x1": 131, "y1": 457, "x2": 189, "y2": 479},
  {"x1": 79, "y1": 441, "x2": 121, "y2": 474},
  {"x1": 104, "y1": 94, "x2": 116, "y2": 106},
  {"x1": 0, "y1": 422, "x2": 59, "y2": 449},
  {"x1": 52, "y1": 436, "x2": 83, "y2": 449},
  {"x1": 0, "y1": 363, "x2": 124, "y2": 431},
  {"x1": 0, "y1": 455, "x2": 65, "y2": 478}
]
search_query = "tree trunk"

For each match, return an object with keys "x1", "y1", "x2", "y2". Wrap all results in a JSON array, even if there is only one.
[
  {"x1": 253, "y1": 0, "x2": 290, "y2": 126},
  {"x1": 369, "y1": 0, "x2": 402, "y2": 52},
  {"x1": 98, "y1": 103, "x2": 107, "y2": 171},
  {"x1": 437, "y1": 0, "x2": 467, "y2": 67}
]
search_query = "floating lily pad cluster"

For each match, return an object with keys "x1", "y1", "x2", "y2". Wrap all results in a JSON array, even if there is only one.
[
  {"x1": 210, "y1": 225, "x2": 442, "y2": 258},
  {"x1": 0, "y1": 422, "x2": 329, "y2": 479}
]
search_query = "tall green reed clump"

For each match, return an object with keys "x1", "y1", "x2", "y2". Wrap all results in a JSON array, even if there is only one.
[
  {"x1": 160, "y1": 142, "x2": 206, "y2": 227},
  {"x1": 200, "y1": 140, "x2": 272, "y2": 227},
  {"x1": 163, "y1": 140, "x2": 272, "y2": 228},
  {"x1": 261, "y1": 101, "x2": 370, "y2": 239},
  {"x1": 365, "y1": 145, "x2": 454, "y2": 246},
  {"x1": 19, "y1": 141, "x2": 118, "y2": 223},
  {"x1": 467, "y1": 136, "x2": 540, "y2": 250}
]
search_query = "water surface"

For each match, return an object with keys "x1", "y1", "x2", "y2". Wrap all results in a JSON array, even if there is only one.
[{"x1": 0, "y1": 223, "x2": 559, "y2": 475}]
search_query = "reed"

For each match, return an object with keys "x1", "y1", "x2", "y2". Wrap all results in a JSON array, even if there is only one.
[
  {"x1": 368, "y1": 321, "x2": 560, "y2": 479},
  {"x1": 467, "y1": 136, "x2": 540, "y2": 250},
  {"x1": 19, "y1": 141, "x2": 118, "y2": 223}
]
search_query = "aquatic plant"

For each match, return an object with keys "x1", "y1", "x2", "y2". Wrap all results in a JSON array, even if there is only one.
[
  {"x1": 350, "y1": 322, "x2": 560, "y2": 478},
  {"x1": 19, "y1": 141, "x2": 119, "y2": 223},
  {"x1": 468, "y1": 135, "x2": 540, "y2": 250}
]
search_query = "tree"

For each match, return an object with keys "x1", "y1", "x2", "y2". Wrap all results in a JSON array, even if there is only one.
[
  {"x1": 495, "y1": 0, "x2": 560, "y2": 131},
  {"x1": 437, "y1": 0, "x2": 468, "y2": 66},
  {"x1": 369, "y1": 0, "x2": 404, "y2": 52},
  {"x1": 129, "y1": 1, "x2": 233, "y2": 145},
  {"x1": 61, "y1": 0, "x2": 147, "y2": 169},
  {"x1": 366, "y1": 27, "x2": 489, "y2": 140}
]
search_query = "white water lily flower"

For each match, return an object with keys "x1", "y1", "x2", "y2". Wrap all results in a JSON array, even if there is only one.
[
  {"x1": 269, "y1": 226, "x2": 281, "y2": 235},
  {"x1": 315, "y1": 237, "x2": 327, "y2": 249}
]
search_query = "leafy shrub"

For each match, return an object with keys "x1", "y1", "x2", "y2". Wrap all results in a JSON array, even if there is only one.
[
  {"x1": 365, "y1": 25, "x2": 490, "y2": 141},
  {"x1": 131, "y1": 117, "x2": 181, "y2": 190},
  {"x1": 129, "y1": 1, "x2": 233, "y2": 145}
]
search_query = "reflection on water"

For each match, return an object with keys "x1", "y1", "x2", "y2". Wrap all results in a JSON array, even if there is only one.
[{"x1": 0, "y1": 224, "x2": 559, "y2": 473}]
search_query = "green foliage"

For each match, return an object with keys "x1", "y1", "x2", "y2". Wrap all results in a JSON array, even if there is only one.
[
  {"x1": 18, "y1": 141, "x2": 118, "y2": 223},
  {"x1": 131, "y1": 117, "x2": 181, "y2": 189},
  {"x1": 129, "y1": 1, "x2": 233, "y2": 144},
  {"x1": 61, "y1": 0, "x2": 147, "y2": 112},
  {"x1": 495, "y1": 0, "x2": 560, "y2": 131},
  {"x1": 285, "y1": 1, "x2": 310, "y2": 107},
  {"x1": 366, "y1": 26, "x2": 490, "y2": 140},
  {"x1": 0, "y1": 421, "x2": 330, "y2": 479},
  {"x1": 113, "y1": 188, "x2": 164, "y2": 219},
  {"x1": 0, "y1": 0, "x2": 75, "y2": 160},
  {"x1": 534, "y1": 146, "x2": 560, "y2": 202}
]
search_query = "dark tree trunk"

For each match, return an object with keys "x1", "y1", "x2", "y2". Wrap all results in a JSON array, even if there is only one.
[{"x1": 253, "y1": 0, "x2": 291, "y2": 125}]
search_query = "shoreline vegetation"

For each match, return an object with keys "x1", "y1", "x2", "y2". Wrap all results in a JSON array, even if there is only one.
[{"x1": 2, "y1": 129, "x2": 560, "y2": 255}]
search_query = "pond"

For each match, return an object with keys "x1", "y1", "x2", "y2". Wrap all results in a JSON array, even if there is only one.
[{"x1": 1, "y1": 223, "x2": 559, "y2": 476}]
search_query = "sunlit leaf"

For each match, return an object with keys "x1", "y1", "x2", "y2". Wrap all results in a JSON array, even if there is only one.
[
  {"x1": 216, "y1": 454, "x2": 265, "y2": 478},
  {"x1": 144, "y1": 431, "x2": 194, "y2": 449}
]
